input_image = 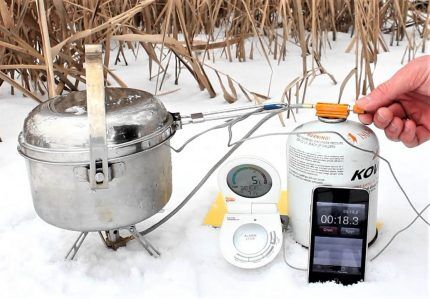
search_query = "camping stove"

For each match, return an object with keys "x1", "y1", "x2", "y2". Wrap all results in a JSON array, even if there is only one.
[{"x1": 65, "y1": 225, "x2": 160, "y2": 260}]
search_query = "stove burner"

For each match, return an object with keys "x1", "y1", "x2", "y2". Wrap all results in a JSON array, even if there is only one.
[{"x1": 64, "y1": 225, "x2": 160, "y2": 260}]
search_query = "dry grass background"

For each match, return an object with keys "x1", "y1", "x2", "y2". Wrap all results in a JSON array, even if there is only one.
[{"x1": 0, "y1": 0, "x2": 428, "y2": 104}]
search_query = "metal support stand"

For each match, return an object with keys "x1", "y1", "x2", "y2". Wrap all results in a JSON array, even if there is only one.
[
  {"x1": 64, "y1": 226, "x2": 161, "y2": 260},
  {"x1": 128, "y1": 226, "x2": 161, "y2": 258},
  {"x1": 65, "y1": 232, "x2": 88, "y2": 261}
]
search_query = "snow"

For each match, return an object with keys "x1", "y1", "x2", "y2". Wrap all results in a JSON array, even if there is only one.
[
  {"x1": 65, "y1": 106, "x2": 86, "y2": 115},
  {"x1": 0, "y1": 33, "x2": 429, "y2": 299}
]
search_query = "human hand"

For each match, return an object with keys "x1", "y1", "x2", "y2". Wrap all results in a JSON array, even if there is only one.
[{"x1": 356, "y1": 55, "x2": 430, "y2": 147}]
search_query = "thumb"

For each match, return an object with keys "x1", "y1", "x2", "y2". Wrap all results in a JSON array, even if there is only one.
[
  {"x1": 356, "y1": 58, "x2": 424, "y2": 112},
  {"x1": 357, "y1": 81, "x2": 397, "y2": 112}
]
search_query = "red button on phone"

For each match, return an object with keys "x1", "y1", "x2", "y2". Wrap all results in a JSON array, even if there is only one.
[{"x1": 319, "y1": 226, "x2": 338, "y2": 235}]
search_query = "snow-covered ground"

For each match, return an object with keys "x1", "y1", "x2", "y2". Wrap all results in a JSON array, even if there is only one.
[{"x1": 0, "y1": 33, "x2": 429, "y2": 299}]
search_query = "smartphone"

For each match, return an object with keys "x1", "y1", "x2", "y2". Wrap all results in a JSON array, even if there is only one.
[{"x1": 308, "y1": 186, "x2": 369, "y2": 285}]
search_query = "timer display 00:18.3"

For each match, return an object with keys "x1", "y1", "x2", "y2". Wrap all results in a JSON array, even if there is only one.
[
  {"x1": 316, "y1": 202, "x2": 365, "y2": 228},
  {"x1": 319, "y1": 214, "x2": 359, "y2": 226}
]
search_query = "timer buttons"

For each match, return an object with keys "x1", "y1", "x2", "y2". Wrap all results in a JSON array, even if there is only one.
[
  {"x1": 340, "y1": 227, "x2": 361, "y2": 236},
  {"x1": 319, "y1": 226, "x2": 338, "y2": 235}
]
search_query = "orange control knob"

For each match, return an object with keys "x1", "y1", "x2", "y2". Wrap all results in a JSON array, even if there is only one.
[
  {"x1": 315, "y1": 103, "x2": 350, "y2": 119},
  {"x1": 315, "y1": 102, "x2": 366, "y2": 119}
]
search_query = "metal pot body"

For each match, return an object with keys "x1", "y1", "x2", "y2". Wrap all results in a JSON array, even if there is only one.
[
  {"x1": 24, "y1": 142, "x2": 172, "y2": 232},
  {"x1": 287, "y1": 118, "x2": 379, "y2": 247},
  {"x1": 19, "y1": 83, "x2": 177, "y2": 232}
]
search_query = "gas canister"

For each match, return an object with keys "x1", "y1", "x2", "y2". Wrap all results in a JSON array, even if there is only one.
[{"x1": 287, "y1": 116, "x2": 379, "y2": 247}]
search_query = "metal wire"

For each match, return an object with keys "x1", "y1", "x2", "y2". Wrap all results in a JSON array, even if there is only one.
[
  {"x1": 280, "y1": 216, "x2": 307, "y2": 270},
  {"x1": 230, "y1": 131, "x2": 429, "y2": 226},
  {"x1": 168, "y1": 108, "x2": 263, "y2": 153},
  {"x1": 180, "y1": 104, "x2": 267, "y2": 118},
  {"x1": 139, "y1": 108, "x2": 289, "y2": 236},
  {"x1": 282, "y1": 227, "x2": 307, "y2": 271},
  {"x1": 370, "y1": 203, "x2": 430, "y2": 261},
  {"x1": 140, "y1": 109, "x2": 428, "y2": 265},
  {"x1": 229, "y1": 131, "x2": 430, "y2": 265}
]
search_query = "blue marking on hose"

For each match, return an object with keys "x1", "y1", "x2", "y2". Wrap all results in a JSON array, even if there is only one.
[{"x1": 263, "y1": 103, "x2": 284, "y2": 110}]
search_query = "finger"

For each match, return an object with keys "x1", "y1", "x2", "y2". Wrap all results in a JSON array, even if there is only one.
[
  {"x1": 356, "y1": 56, "x2": 429, "y2": 112},
  {"x1": 416, "y1": 126, "x2": 430, "y2": 145},
  {"x1": 373, "y1": 107, "x2": 393, "y2": 129},
  {"x1": 384, "y1": 117, "x2": 404, "y2": 141},
  {"x1": 356, "y1": 96, "x2": 372, "y2": 112},
  {"x1": 387, "y1": 102, "x2": 407, "y2": 119},
  {"x1": 358, "y1": 113, "x2": 373, "y2": 124},
  {"x1": 399, "y1": 120, "x2": 418, "y2": 148}
]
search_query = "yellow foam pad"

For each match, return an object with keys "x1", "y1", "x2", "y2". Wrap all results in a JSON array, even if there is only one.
[{"x1": 203, "y1": 190, "x2": 288, "y2": 227}]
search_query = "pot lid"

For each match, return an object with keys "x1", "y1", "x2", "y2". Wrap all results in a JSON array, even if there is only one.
[{"x1": 19, "y1": 88, "x2": 176, "y2": 163}]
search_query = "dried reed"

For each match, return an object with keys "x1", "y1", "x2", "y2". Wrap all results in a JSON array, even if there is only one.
[{"x1": 0, "y1": 0, "x2": 428, "y2": 104}]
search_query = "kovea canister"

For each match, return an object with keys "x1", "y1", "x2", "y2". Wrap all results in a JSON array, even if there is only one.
[{"x1": 287, "y1": 117, "x2": 379, "y2": 247}]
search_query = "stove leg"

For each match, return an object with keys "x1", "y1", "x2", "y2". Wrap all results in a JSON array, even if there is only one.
[
  {"x1": 128, "y1": 226, "x2": 161, "y2": 258},
  {"x1": 98, "y1": 231, "x2": 108, "y2": 247},
  {"x1": 65, "y1": 232, "x2": 88, "y2": 261}
]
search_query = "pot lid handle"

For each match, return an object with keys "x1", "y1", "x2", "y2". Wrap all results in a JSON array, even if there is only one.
[{"x1": 85, "y1": 44, "x2": 109, "y2": 189}]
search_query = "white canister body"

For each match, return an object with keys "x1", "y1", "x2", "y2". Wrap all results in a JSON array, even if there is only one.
[{"x1": 287, "y1": 118, "x2": 379, "y2": 247}]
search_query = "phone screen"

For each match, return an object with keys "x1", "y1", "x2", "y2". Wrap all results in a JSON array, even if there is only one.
[{"x1": 308, "y1": 187, "x2": 369, "y2": 285}]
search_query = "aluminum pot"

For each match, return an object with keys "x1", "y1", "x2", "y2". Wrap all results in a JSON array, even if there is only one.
[{"x1": 18, "y1": 45, "x2": 178, "y2": 232}]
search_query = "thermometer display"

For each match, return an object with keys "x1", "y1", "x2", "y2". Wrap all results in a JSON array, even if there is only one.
[{"x1": 226, "y1": 164, "x2": 272, "y2": 198}]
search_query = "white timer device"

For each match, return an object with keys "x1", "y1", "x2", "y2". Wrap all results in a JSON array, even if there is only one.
[{"x1": 218, "y1": 156, "x2": 283, "y2": 269}]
